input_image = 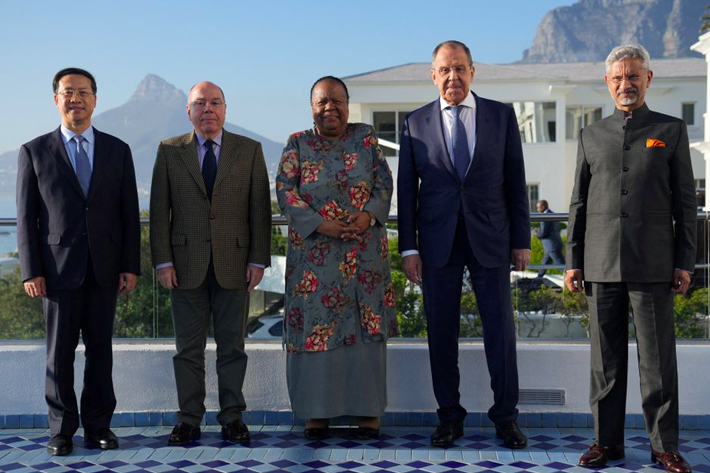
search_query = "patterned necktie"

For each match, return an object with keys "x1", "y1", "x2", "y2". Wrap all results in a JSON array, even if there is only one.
[
  {"x1": 450, "y1": 105, "x2": 470, "y2": 181},
  {"x1": 73, "y1": 135, "x2": 92, "y2": 197},
  {"x1": 202, "y1": 139, "x2": 217, "y2": 200}
]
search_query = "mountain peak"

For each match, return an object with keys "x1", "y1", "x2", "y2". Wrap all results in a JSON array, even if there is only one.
[{"x1": 129, "y1": 74, "x2": 186, "y2": 103}]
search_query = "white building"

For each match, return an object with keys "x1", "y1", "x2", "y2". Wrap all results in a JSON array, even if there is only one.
[{"x1": 344, "y1": 59, "x2": 707, "y2": 212}]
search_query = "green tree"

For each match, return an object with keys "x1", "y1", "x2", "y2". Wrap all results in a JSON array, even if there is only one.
[
  {"x1": 674, "y1": 288, "x2": 709, "y2": 338},
  {"x1": 701, "y1": 5, "x2": 710, "y2": 33},
  {"x1": 0, "y1": 266, "x2": 44, "y2": 339}
]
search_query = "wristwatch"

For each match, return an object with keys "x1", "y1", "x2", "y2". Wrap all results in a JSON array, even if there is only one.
[{"x1": 366, "y1": 211, "x2": 376, "y2": 227}]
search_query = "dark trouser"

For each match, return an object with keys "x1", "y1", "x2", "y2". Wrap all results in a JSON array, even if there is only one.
[
  {"x1": 170, "y1": 265, "x2": 249, "y2": 427},
  {"x1": 421, "y1": 219, "x2": 519, "y2": 424},
  {"x1": 537, "y1": 248, "x2": 565, "y2": 277},
  {"x1": 43, "y1": 262, "x2": 118, "y2": 436},
  {"x1": 586, "y1": 281, "x2": 679, "y2": 452}
]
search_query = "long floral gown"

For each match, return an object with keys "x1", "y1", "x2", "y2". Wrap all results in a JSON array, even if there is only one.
[{"x1": 276, "y1": 123, "x2": 398, "y2": 418}]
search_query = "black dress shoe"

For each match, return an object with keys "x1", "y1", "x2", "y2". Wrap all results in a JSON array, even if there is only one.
[
  {"x1": 168, "y1": 422, "x2": 201, "y2": 446},
  {"x1": 221, "y1": 419, "x2": 250, "y2": 444},
  {"x1": 356, "y1": 427, "x2": 380, "y2": 440},
  {"x1": 495, "y1": 420, "x2": 527, "y2": 449},
  {"x1": 431, "y1": 420, "x2": 464, "y2": 448},
  {"x1": 47, "y1": 434, "x2": 73, "y2": 456},
  {"x1": 578, "y1": 444, "x2": 625, "y2": 467},
  {"x1": 84, "y1": 428, "x2": 119, "y2": 450},
  {"x1": 304, "y1": 427, "x2": 330, "y2": 440}
]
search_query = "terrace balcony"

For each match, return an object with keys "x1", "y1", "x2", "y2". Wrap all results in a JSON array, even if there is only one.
[{"x1": 1, "y1": 213, "x2": 709, "y2": 472}]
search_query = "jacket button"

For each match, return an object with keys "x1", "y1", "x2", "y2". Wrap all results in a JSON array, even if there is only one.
[
  {"x1": 622, "y1": 126, "x2": 626, "y2": 130},
  {"x1": 623, "y1": 167, "x2": 629, "y2": 172},
  {"x1": 210, "y1": 215, "x2": 215, "y2": 220},
  {"x1": 621, "y1": 213, "x2": 628, "y2": 218},
  {"x1": 621, "y1": 190, "x2": 628, "y2": 195},
  {"x1": 624, "y1": 145, "x2": 631, "y2": 151}
]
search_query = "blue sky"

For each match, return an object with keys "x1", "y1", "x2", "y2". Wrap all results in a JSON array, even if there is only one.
[{"x1": 0, "y1": 0, "x2": 576, "y2": 154}]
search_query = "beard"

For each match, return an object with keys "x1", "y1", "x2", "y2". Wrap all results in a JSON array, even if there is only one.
[{"x1": 617, "y1": 88, "x2": 638, "y2": 106}]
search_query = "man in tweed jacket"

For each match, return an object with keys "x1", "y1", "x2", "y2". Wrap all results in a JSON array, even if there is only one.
[
  {"x1": 565, "y1": 45, "x2": 695, "y2": 473},
  {"x1": 150, "y1": 81, "x2": 271, "y2": 446}
]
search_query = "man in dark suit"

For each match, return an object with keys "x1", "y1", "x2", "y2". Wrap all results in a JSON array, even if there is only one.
[
  {"x1": 534, "y1": 200, "x2": 564, "y2": 277},
  {"x1": 398, "y1": 40, "x2": 530, "y2": 449},
  {"x1": 150, "y1": 81, "x2": 271, "y2": 446},
  {"x1": 16, "y1": 68, "x2": 140, "y2": 456},
  {"x1": 565, "y1": 44, "x2": 695, "y2": 473}
]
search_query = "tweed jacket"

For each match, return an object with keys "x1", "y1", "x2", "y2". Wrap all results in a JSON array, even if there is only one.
[
  {"x1": 566, "y1": 104, "x2": 696, "y2": 283},
  {"x1": 150, "y1": 129, "x2": 272, "y2": 290}
]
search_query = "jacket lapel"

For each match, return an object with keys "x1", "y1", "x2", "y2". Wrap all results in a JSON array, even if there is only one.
[
  {"x1": 468, "y1": 93, "x2": 490, "y2": 180},
  {"x1": 87, "y1": 128, "x2": 106, "y2": 202},
  {"x1": 180, "y1": 131, "x2": 208, "y2": 197},
  {"x1": 214, "y1": 130, "x2": 241, "y2": 190},
  {"x1": 425, "y1": 100, "x2": 459, "y2": 183},
  {"x1": 50, "y1": 127, "x2": 85, "y2": 198}
]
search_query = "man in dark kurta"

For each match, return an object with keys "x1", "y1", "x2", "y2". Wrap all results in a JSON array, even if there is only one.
[{"x1": 565, "y1": 44, "x2": 695, "y2": 473}]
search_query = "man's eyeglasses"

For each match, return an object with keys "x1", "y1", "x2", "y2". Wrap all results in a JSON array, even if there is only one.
[
  {"x1": 190, "y1": 100, "x2": 226, "y2": 109},
  {"x1": 435, "y1": 66, "x2": 470, "y2": 76},
  {"x1": 57, "y1": 89, "x2": 94, "y2": 99}
]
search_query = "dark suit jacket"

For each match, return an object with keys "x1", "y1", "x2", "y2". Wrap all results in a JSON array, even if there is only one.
[
  {"x1": 16, "y1": 127, "x2": 141, "y2": 290},
  {"x1": 149, "y1": 129, "x2": 272, "y2": 290},
  {"x1": 566, "y1": 104, "x2": 696, "y2": 282},
  {"x1": 398, "y1": 93, "x2": 530, "y2": 268},
  {"x1": 539, "y1": 208, "x2": 563, "y2": 253}
]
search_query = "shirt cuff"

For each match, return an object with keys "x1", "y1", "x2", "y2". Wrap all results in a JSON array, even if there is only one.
[
  {"x1": 155, "y1": 262, "x2": 173, "y2": 270},
  {"x1": 249, "y1": 263, "x2": 266, "y2": 269},
  {"x1": 401, "y1": 250, "x2": 419, "y2": 258}
]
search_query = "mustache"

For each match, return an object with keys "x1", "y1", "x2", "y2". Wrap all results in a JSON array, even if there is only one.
[{"x1": 617, "y1": 87, "x2": 638, "y2": 96}]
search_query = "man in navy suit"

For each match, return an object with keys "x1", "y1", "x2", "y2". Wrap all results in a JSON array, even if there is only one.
[
  {"x1": 534, "y1": 200, "x2": 564, "y2": 277},
  {"x1": 398, "y1": 41, "x2": 530, "y2": 448},
  {"x1": 16, "y1": 68, "x2": 141, "y2": 456}
]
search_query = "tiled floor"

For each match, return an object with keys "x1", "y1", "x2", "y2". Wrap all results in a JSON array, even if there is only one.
[{"x1": 1, "y1": 426, "x2": 709, "y2": 473}]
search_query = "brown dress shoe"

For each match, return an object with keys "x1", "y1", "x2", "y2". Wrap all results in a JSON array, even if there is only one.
[
  {"x1": 578, "y1": 444, "x2": 624, "y2": 467},
  {"x1": 652, "y1": 451, "x2": 692, "y2": 473}
]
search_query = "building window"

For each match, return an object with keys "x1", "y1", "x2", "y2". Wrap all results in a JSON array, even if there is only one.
[
  {"x1": 506, "y1": 102, "x2": 556, "y2": 143},
  {"x1": 373, "y1": 111, "x2": 411, "y2": 156},
  {"x1": 683, "y1": 103, "x2": 695, "y2": 126},
  {"x1": 527, "y1": 184, "x2": 539, "y2": 213},
  {"x1": 566, "y1": 106, "x2": 602, "y2": 140}
]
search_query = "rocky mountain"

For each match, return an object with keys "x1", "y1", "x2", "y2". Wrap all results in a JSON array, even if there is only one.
[
  {"x1": 0, "y1": 74, "x2": 284, "y2": 202},
  {"x1": 521, "y1": 0, "x2": 706, "y2": 63}
]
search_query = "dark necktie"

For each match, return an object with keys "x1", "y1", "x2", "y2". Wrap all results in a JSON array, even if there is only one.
[
  {"x1": 450, "y1": 105, "x2": 470, "y2": 181},
  {"x1": 202, "y1": 139, "x2": 217, "y2": 200},
  {"x1": 73, "y1": 135, "x2": 92, "y2": 197}
]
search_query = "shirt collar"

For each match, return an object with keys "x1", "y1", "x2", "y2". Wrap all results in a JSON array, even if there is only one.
[
  {"x1": 60, "y1": 124, "x2": 95, "y2": 145},
  {"x1": 195, "y1": 129, "x2": 223, "y2": 148},
  {"x1": 439, "y1": 92, "x2": 476, "y2": 112}
]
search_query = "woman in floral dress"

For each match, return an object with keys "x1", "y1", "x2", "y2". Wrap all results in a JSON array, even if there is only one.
[{"x1": 276, "y1": 76, "x2": 397, "y2": 440}]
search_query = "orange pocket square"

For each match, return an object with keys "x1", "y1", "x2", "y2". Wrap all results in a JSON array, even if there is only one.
[{"x1": 646, "y1": 139, "x2": 666, "y2": 148}]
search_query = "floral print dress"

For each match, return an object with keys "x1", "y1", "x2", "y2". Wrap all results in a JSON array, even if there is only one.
[{"x1": 276, "y1": 123, "x2": 398, "y2": 356}]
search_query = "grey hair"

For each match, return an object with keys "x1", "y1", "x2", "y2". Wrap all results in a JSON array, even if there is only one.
[
  {"x1": 605, "y1": 44, "x2": 651, "y2": 72},
  {"x1": 431, "y1": 40, "x2": 473, "y2": 67}
]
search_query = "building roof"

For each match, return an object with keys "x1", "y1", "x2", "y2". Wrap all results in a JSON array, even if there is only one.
[{"x1": 344, "y1": 58, "x2": 706, "y2": 83}]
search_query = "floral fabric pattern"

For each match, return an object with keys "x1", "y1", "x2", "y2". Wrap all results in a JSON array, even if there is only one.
[{"x1": 276, "y1": 123, "x2": 398, "y2": 354}]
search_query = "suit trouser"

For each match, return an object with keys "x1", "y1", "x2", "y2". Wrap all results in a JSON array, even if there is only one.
[
  {"x1": 43, "y1": 261, "x2": 118, "y2": 436},
  {"x1": 537, "y1": 248, "x2": 565, "y2": 277},
  {"x1": 170, "y1": 264, "x2": 249, "y2": 427},
  {"x1": 422, "y1": 218, "x2": 519, "y2": 424},
  {"x1": 586, "y1": 281, "x2": 679, "y2": 452}
]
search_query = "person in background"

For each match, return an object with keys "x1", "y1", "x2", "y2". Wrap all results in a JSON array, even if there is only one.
[{"x1": 534, "y1": 200, "x2": 564, "y2": 277}]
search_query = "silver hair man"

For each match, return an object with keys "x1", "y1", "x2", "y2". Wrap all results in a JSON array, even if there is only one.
[{"x1": 605, "y1": 43, "x2": 651, "y2": 72}]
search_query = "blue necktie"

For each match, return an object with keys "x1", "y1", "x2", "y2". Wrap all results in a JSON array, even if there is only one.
[
  {"x1": 73, "y1": 135, "x2": 92, "y2": 197},
  {"x1": 450, "y1": 105, "x2": 470, "y2": 181},
  {"x1": 202, "y1": 139, "x2": 217, "y2": 200}
]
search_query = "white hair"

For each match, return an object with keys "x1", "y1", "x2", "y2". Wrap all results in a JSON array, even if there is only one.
[{"x1": 605, "y1": 44, "x2": 651, "y2": 72}]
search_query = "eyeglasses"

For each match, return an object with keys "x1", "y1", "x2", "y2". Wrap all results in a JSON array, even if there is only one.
[
  {"x1": 190, "y1": 100, "x2": 226, "y2": 109},
  {"x1": 435, "y1": 66, "x2": 470, "y2": 76},
  {"x1": 57, "y1": 89, "x2": 94, "y2": 99}
]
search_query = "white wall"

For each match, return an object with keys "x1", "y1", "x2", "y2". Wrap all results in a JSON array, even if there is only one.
[{"x1": 1, "y1": 341, "x2": 708, "y2": 416}]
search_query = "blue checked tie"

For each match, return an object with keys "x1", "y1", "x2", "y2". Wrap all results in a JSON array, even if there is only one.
[
  {"x1": 73, "y1": 135, "x2": 92, "y2": 197},
  {"x1": 450, "y1": 105, "x2": 470, "y2": 181}
]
